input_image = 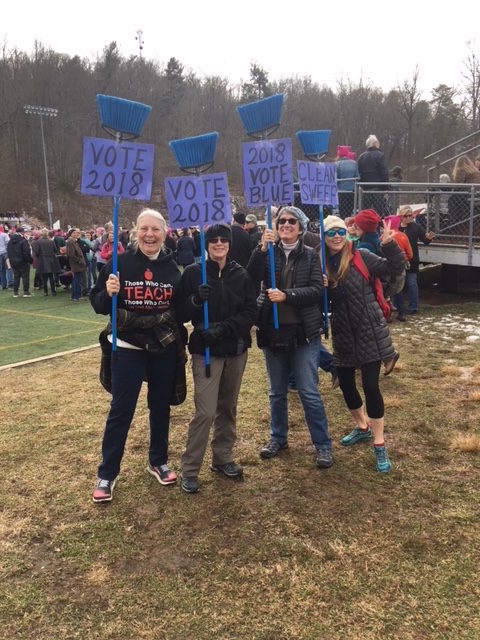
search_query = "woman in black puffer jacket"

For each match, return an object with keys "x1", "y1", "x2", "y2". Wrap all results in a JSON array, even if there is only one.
[{"x1": 323, "y1": 215, "x2": 404, "y2": 474}]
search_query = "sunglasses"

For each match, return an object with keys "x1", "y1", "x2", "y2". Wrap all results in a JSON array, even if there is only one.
[
  {"x1": 208, "y1": 237, "x2": 229, "y2": 244},
  {"x1": 325, "y1": 228, "x2": 347, "y2": 237},
  {"x1": 402, "y1": 214, "x2": 413, "y2": 218},
  {"x1": 278, "y1": 217, "x2": 298, "y2": 226}
]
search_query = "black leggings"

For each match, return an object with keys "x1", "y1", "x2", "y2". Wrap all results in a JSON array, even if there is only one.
[{"x1": 337, "y1": 361, "x2": 384, "y2": 419}]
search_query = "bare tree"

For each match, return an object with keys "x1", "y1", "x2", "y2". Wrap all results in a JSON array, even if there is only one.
[
  {"x1": 461, "y1": 43, "x2": 480, "y2": 130},
  {"x1": 396, "y1": 66, "x2": 423, "y2": 167}
]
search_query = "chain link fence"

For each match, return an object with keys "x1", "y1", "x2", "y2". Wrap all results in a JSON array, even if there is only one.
[{"x1": 294, "y1": 180, "x2": 480, "y2": 245}]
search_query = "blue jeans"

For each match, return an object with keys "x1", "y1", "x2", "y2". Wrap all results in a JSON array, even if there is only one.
[
  {"x1": 318, "y1": 343, "x2": 335, "y2": 373},
  {"x1": 0, "y1": 253, "x2": 8, "y2": 288},
  {"x1": 392, "y1": 290, "x2": 405, "y2": 316},
  {"x1": 98, "y1": 344, "x2": 177, "y2": 480},
  {"x1": 263, "y1": 337, "x2": 330, "y2": 449},
  {"x1": 288, "y1": 342, "x2": 335, "y2": 388},
  {"x1": 71, "y1": 271, "x2": 82, "y2": 300},
  {"x1": 405, "y1": 271, "x2": 419, "y2": 312}
]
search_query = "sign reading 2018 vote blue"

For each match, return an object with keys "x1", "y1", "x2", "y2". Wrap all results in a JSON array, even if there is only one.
[
  {"x1": 242, "y1": 139, "x2": 293, "y2": 207},
  {"x1": 164, "y1": 173, "x2": 231, "y2": 229},
  {"x1": 81, "y1": 137, "x2": 154, "y2": 200},
  {"x1": 296, "y1": 160, "x2": 338, "y2": 206}
]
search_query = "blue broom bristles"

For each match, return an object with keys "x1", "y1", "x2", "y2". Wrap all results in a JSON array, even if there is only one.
[
  {"x1": 96, "y1": 95, "x2": 152, "y2": 138},
  {"x1": 236, "y1": 93, "x2": 284, "y2": 136},
  {"x1": 296, "y1": 130, "x2": 331, "y2": 157},
  {"x1": 169, "y1": 132, "x2": 219, "y2": 171}
]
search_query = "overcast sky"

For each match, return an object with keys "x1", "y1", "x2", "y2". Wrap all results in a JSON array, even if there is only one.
[{"x1": 2, "y1": 0, "x2": 479, "y2": 97}]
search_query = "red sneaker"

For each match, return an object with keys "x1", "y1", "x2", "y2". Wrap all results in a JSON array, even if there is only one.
[
  {"x1": 92, "y1": 478, "x2": 116, "y2": 503},
  {"x1": 147, "y1": 463, "x2": 177, "y2": 486}
]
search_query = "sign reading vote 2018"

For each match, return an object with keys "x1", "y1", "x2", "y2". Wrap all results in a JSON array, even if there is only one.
[
  {"x1": 296, "y1": 160, "x2": 338, "y2": 206},
  {"x1": 164, "y1": 173, "x2": 231, "y2": 229},
  {"x1": 242, "y1": 139, "x2": 293, "y2": 206},
  {"x1": 81, "y1": 137, "x2": 154, "y2": 200}
]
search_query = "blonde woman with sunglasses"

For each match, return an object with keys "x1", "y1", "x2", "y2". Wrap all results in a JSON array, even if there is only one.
[{"x1": 323, "y1": 215, "x2": 405, "y2": 473}]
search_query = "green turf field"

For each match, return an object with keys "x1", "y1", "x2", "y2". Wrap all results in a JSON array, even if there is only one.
[{"x1": 0, "y1": 286, "x2": 106, "y2": 366}]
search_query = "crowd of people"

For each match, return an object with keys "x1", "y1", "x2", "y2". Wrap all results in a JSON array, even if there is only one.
[
  {"x1": 84, "y1": 192, "x2": 432, "y2": 504},
  {"x1": 0, "y1": 223, "x2": 130, "y2": 300}
]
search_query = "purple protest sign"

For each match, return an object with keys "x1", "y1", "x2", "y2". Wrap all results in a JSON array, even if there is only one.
[
  {"x1": 242, "y1": 138, "x2": 293, "y2": 207},
  {"x1": 164, "y1": 172, "x2": 231, "y2": 229},
  {"x1": 81, "y1": 136, "x2": 154, "y2": 200},
  {"x1": 296, "y1": 160, "x2": 339, "y2": 206}
]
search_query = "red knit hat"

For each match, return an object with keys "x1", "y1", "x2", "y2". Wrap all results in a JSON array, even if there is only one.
[{"x1": 353, "y1": 209, "x2": 380, "y2": 232}]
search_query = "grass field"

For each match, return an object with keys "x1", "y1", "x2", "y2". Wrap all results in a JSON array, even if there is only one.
[
  {"x1": 1, "y1": 301, "x2": 480, "y2": 639},
  {"x1": 0, "y1": 287, "x2": 105, "y2": 366}
]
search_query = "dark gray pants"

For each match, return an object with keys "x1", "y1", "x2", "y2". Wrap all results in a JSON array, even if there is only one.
[{"x1": 181, "y1": 351, "x2": 248, "y2": 477}]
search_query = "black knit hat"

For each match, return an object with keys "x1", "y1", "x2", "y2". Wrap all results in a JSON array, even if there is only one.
[
  {"x1": 233, "y1": 212, "x2": 246, "y2": 224},
  {"x1": 205, "y1": 223, "x2": 232, "y2": 244}
]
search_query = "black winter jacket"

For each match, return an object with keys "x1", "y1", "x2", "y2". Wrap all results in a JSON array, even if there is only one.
[
  {"x1": 328, "y1": 241, "x2": 404, "y2": 367},
  {"x1": 228, "y1": 225, "x2": 252, "y2": 267},
  {"x1": 358, "y1": 147, "x2": 389, "y2": 189},
  {"x1": 398, "y1": 221, "x2": 432, "y2": 273},
  {"x1": 33, "y1": 238, "x2": 61, "y2": 274},
  {"x1": 178, "y1": 258, "x2": 257, "y2": 357},
  {"x1": 90, "y1": 247, "x2": 187, "y2": 349},
  {"x1": 7, "y1": 233, "x2": 32, "y2": 268},
  {"x1": 247, "y1": 239, "x2": 324, "y2": 340}
]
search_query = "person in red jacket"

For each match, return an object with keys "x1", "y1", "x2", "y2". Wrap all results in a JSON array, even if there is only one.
[
  {"x1": 383, "y1": 215, "x2": 413, "y2": 322},
  {"x1": 100, "y1": 231, "x2": 125, "y2": 262}
]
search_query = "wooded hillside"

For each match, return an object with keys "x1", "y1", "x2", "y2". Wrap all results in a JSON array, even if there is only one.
[{"x1": 1, "y1": 41, "x2": 478, "y2": 228}]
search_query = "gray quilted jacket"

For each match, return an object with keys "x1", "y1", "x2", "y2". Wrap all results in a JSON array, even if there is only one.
[
  {"x1": 328, "y1": 241, "x2": 404, "y2": 367},
  {"x1": 247, "y1": 239, "x2": 323, "y2": 339}
]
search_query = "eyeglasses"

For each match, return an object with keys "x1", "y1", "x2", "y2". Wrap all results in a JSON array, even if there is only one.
[
  {"x1": 325, "y1": 228, "x2": 347, "y2": 237},
  {"x1": 402, "y1": 214, "x2": 413, "y2": 218},
  {"x1": 278, "y1": 217, "x2": 298, "y2": 226},
  {"x1": 208, "y1": 237, "x2": 229, "y2": 244}
]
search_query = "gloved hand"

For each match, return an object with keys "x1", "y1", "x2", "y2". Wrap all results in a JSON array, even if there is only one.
[
  {"x1": 194, "y1": 283, "x2": 212, "y2": 305},
  {"x1": 200, "y1": 323, "x2": 225, "y2": 346}
]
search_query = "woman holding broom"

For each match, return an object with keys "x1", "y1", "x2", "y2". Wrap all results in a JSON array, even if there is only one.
[
  {"x1": 322, "y1": 215, "x2": 404, "y2": 473},
  {"x1": 177, "y1": 223, "x2": 257, "y2": 494},
  {"x1": 90, "y1": 208, "x2": 187, "y2": 503},
  {"x1": 247, "y1": 205, "x2": 333, "y2": 470}
]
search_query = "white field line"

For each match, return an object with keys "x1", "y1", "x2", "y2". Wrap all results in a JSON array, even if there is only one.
[{"x1": 0, "y1": 344, "x2": 99, "y2": 371}]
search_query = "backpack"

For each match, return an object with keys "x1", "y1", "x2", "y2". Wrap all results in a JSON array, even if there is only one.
[
  {"x1": 351, "y1": 250, "x2": 391, "y2": 320},
  {"x1": 384, "y1": 269, "x2": 406, "y2": 297}
]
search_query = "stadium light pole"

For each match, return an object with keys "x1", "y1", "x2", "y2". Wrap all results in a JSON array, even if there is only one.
[{"x1": 24, "y1": 105, "x2": 58, "y2": 229}]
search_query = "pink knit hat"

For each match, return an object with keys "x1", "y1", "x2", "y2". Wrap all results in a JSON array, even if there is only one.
[
  {"x1": 384, "y1": 215, "x2": 401, "y2": 231},
  {"x1": 337, "y1": 145, "x2": 351, "y2": 158}
]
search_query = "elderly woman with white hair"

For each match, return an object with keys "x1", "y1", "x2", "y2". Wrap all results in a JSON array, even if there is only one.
[
  {"x1": 89, "y1": 208, "x2": 187, "y2": 503},
  {"x1": 247, "y1": 205, "x2": 332, "y2": 470}
]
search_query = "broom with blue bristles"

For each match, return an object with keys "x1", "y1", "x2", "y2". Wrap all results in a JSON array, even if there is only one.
[
  {"x1": 236, "y1": 93, "x2": 284, "y2": 329},
  {"x1": 96, "y1": 94, "x2": 152, "y2": 351},
  {"x1": 296, "y1": 129, "x2": 331, "y2": 338},
  {"x1": 169, "y1": 131, "x2": 219, "y2": 378}
]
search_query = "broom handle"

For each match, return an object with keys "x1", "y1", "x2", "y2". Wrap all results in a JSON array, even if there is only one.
[
  {"x1": 111, "y1": 195, "x2": 120, "y2": 351},
  {"x1": 199, "y1": 229, "x2": 211, "y2": 378},
  {"x1": 318, "y1": 204, "x2": 329, "y2": 339},
  {"x1": 266, "y1": 204, "x2": 279, "y2": 329}
]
